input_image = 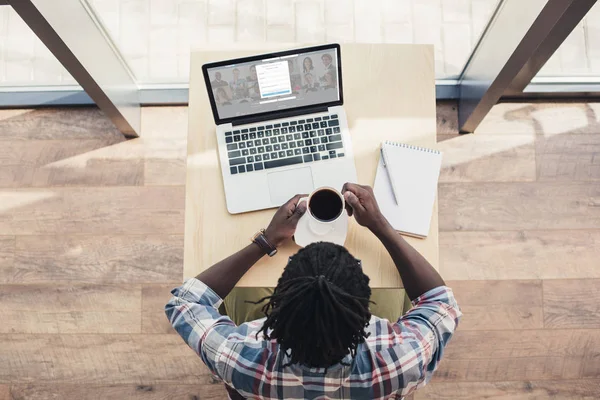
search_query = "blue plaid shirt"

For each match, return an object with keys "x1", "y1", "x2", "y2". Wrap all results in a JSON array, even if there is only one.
[{"x1": 166, "y1": 278, "x2": 460, "y2": 399}]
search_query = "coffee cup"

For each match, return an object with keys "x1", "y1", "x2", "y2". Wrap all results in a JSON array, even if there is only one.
[{"x1": 298, "y1": 187, "x2": 345, "y2": 236}]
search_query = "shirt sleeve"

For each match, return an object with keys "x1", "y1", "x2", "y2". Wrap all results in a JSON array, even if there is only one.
[
  {"x1": 392, "y1": 286, "x2": 461, "y2": 395},
  {"x1": 165, "y1": 278, "x2": 238, "y2": 378}
]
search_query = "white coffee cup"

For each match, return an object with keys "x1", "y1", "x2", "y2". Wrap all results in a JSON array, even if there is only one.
[{"x1": 298, "y1": 186, "x2": 346, "y2": 236}]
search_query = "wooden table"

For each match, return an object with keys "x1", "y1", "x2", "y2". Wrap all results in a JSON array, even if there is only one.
[{"x1": 184, "y1": 44, "x2": 438, "y2": 288}]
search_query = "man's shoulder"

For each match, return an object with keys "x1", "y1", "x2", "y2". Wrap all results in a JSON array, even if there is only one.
[{"x1": 363, "y1": 316, "x2": 395, "y2": 339}]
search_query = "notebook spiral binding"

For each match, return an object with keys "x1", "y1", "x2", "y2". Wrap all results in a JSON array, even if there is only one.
[{"x1": 384, "y1": 141, "x2": 441, "y2": 154}]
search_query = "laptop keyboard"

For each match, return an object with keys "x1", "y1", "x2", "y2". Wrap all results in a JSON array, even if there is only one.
[{"x1": 225, "y1": 114, "x2": 343, "y2": 175}]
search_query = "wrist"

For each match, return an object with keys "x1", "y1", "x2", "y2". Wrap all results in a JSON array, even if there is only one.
[
  {"x1": 253, "y1": 229, "x2": 278, "y2": 256},
  {"x1": 251, "y1": 240, "x2": 267, "y2": 255},
  {"x1": 370, "y1": 216, "x2": 393, "y2": 237},
  {"x1": 263, "y1": 229, "x2": 281, "y2": 248}
]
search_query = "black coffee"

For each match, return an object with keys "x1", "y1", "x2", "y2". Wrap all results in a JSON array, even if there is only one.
[{"x1": 309, "y1": 189, "x2": 343, "y2": 222}]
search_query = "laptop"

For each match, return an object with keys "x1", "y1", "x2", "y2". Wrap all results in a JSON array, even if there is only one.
[{"x1": 202, "y1": 43, "x2": 357, "y2": 214}]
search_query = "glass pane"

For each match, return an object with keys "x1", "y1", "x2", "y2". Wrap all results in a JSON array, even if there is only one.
[
  {"x1": 0, "y1": 6, "x2": 78, "y2": 87},
  {"x1": 1, "y1": 0, "x2": 501, "y2": 87},
  {"x1": 536, "y1": 2, "x2": 600, "y2": 77},
  {"x1": 86, "y1": 0, "x2": 500, "y2": 83}
]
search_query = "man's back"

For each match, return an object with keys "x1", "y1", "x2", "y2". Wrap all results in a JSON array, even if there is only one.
[{"x1": 166, "y1": 279, "x2": 459, "y2": 399}]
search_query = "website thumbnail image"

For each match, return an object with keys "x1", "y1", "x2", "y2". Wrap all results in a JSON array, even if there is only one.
[{"x1": 208, "y1": 50, "x2": 339, "y2": 119}]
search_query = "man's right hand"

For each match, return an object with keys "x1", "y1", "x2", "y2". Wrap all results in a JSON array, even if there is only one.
[{"x1": 342, "y1": 183, "x2": 390, "y2": 233}]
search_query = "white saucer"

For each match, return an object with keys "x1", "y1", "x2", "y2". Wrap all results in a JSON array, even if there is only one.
[{"x1": 294, "y1": 212, "x2": 348, "y2": 247}]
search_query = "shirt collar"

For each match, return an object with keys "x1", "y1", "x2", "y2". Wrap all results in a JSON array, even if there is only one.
[{"x1": 282, "y1": 351, "x2": 353, "y2": 374}]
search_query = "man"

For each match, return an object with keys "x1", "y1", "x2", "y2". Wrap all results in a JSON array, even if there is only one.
[
  {"x1": 320, "y1": 53, "x2": 336, "y2": 85},
  {"x1": 230, "y1": 68, "x2": 247, "y2": 99},
  {"x1": 322, "y1": 71, "x2": 336, "y2": 90},
  {"x1": 321, "y1": 53, "x2": 335, "y2": 72},
  {"x1": 166, "y1": 183, "x2": 461, "y2": 399},
  {"x1": 303, "y1": 72, "x2": 320, "y2": 92},
  {"x1": 245, "y1": 65, "x2": 260, "y2": 99},
  {"x1": 210, "y1": 71, "x2": 228, "y2": 88}
]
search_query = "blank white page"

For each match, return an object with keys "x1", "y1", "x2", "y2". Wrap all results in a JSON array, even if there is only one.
[{"x1": 373, "y1": 142, "x2": 442, "y2": 238}]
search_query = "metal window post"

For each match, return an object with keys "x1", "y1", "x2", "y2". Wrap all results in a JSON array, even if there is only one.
[
  {"x1": 458, "y1": 0, "x2": 597, "y2": 133},
  {"x1": 7, "y1": 0, "x2": 140, "y2": 137}
]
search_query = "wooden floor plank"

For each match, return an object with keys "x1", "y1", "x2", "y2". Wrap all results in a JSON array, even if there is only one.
[
  {"x1": 544, "y1": 279, "x2": 600, "y2": 329},
  {"x1": 0, "y1": 187, "x2": 185, "y2": 235},
  {"x1": 140, "y1": 107, "x2": 189, "y2": 140},
  {"x1": 436, "y1": 101, "x2": 459, "y2": 135},
  {"x1": 536, "y1": 134, "x2": 600, "y2": 181},
  {"x1": 0, "y1": 166, "x2": 33, "y2": 189},
  {"x1": 0, "y1": 108, "x2": 124, "y2": 141},
  {"x1": 30, "y1": 153, "x2": 144, "y2": 187},
  {"x1": 527, "y1": 102, "x2": 600, "y2": 135},
  {"x1": 474, "y1": 103, "x2": 538, "y2": 136},
  {"x1": 0, "y1": 284, "x2": 141, "y2": 334},
  {"x1": 142, "y1": 284, "x2": 179, "y2": 334},
  {"x1": 0, "y1": 140, "x2": 133, "y2": 188},
  {"x1": 139, "y1": 106, "x2": 189, "y2": 185},
  {"x1": 435, "y1": 357, "x2": 574, "y2": 382},
  {"x1": 475, "y1": 102, "x2": 600, "y2": 136},
  {"x1": 440, "y1": 230, "x2": 600, "y2": 280},
  {"x1": 144, "y1": 158, "x2": 186, "y2": 186},
  {"x1": 439, "y1": 182, "x2": 600, "y2": 231},
  {"x1": 6, "y1": 235, "x2": 183, "y2": 284},
  {"x1": 0, "y1": 237, "x2": 14, "y2": 271},
  {"x1": 438, "y1": 134, "x2": 536, "y2": 182},
  {"x1": 0, "y1": 334, "x2": 208, "y2": 384},
  {"x1": 9, "y1": 384, "x2": 226, "y2": 400},
  {"x1": 536, "y1": 132, "x2": 600, "y2": 154},
  {"x1": 447, "y1": 280, "x2": 543, "y2": 330},
  {"x1": 436, "y1": 134, "x2": 456, "y2": 143},
  {"x1": 442, "y1": 330, "x2": 600, "y2": 380},
  {"x1": 0, "y1": 140, "x2": 124, "y2": 167},
  {"x1": 143, "y1": 139, "x2": 187, "y2": 186},
  {"x1": 7, "y1": 136, "x2": 185, "y2": 187},
  {"x1": 414, "y1": 380, "x2": 600, "y2": 399},
  {"x1": 445, "y1": 329, "x2": 600, "y2": 360},
  {"x1": 537, "y1": 152, "x2": 600, "y2": 182},
  {"x1": 0, "y1": 385, "x2": 9, "y2": 400}
]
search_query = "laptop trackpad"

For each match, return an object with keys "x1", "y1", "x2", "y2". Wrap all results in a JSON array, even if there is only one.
[{"x1": 268, "y1": 167, "x2": 314, "y2": 205}]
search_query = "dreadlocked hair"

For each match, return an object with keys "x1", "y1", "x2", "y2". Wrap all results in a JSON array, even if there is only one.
[{"x1": 252, "y1": 242, "x2": 372, "y2": 369}]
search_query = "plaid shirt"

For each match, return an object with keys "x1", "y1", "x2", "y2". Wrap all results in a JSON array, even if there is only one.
[{"x1": 166, "y1": 278, "x2": 460, "y2": 400}]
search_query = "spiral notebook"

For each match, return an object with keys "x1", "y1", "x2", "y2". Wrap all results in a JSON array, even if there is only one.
[{"x1": 373, "y1": 141, "x2": 442, "y2": 238}]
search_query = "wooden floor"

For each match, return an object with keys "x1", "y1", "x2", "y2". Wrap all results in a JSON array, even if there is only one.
[{"x1": 0, "y1": 103, "x2": 599, "y2": 399}]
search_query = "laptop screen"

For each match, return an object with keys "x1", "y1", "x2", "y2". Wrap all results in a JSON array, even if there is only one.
[{"x1": 206, "y1": 47, "x2": 340, "y2": 121}]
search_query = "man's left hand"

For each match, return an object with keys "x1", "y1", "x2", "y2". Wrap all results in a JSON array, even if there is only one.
[{"x1": 264, "y1": 194, "x2": 308, "y2": 247}]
